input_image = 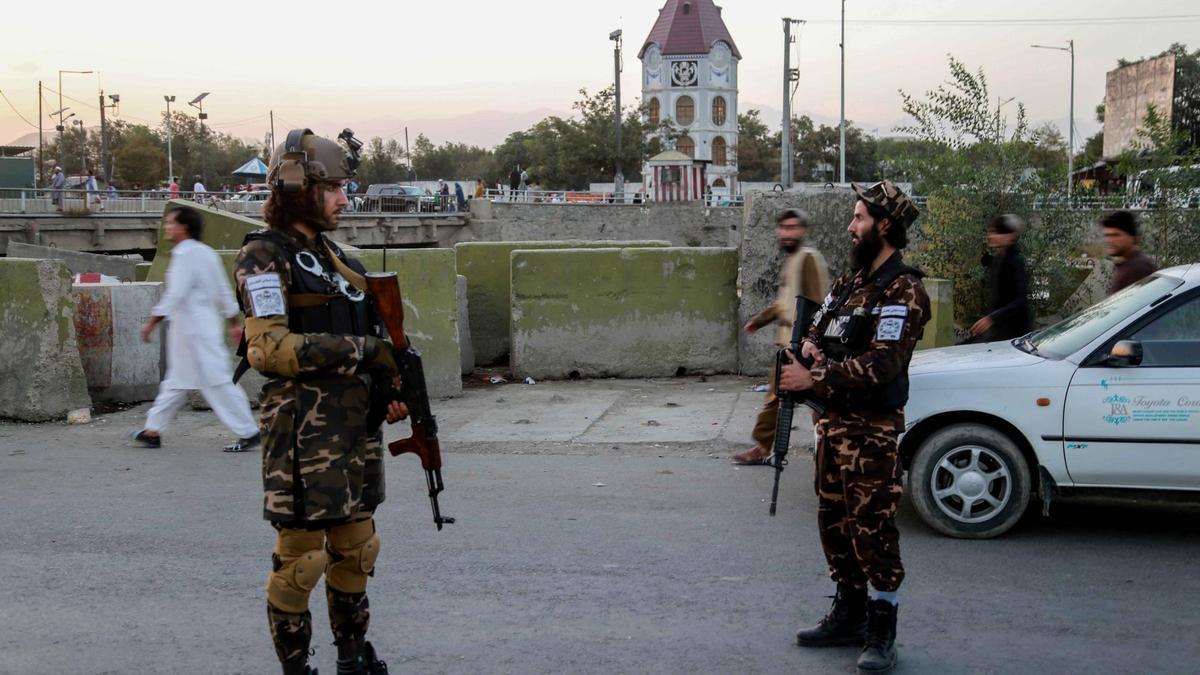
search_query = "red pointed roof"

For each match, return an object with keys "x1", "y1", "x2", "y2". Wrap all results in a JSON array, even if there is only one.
[{"x1": 639, "y1": 0, "x2": 741, "y2": 60}]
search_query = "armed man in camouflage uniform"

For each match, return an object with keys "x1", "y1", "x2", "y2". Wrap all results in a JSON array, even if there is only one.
[
  {"x1": 234, "y1": 128, "x2": 406, "y2": 675},
  {"x1": 779, "y1": 181, "x2": 929, "y2": 675}
]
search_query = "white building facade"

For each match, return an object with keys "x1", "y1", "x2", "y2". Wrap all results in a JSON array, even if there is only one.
[{"x1": 639, "y1": 0, "x2": 741, "y2": 200}]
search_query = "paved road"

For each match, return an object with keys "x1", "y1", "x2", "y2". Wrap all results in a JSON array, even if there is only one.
[{"x1": 1, "y1": 377, "x2": 1197, "y2": 674}]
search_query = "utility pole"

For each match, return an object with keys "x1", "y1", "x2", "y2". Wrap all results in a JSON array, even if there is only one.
[
  {"x1": 37, "y1": 81, "x2": 43, "y2": 188},
  {"x1": 839, "y1": 0, "x2": 846, "y2": 184},
  {"x1": 269, "y1": 110, "x2": 276, "y2": 150},
  {"x1": 74, "y1": 119, "x2": 86, "y2": 174},
  {"x1": 610, "y1": 29, "x2": 624, "y2": 199},
  {"x1": 99, "y1": 91, "x2": 119, "y2": 182},
  {"x1": 781, "y1": 18, "x2": 802, "y2": 188},
  {"x1": 164, "y1": 95, "x2": 175, "y2": 183},
  {"x1": 404, "y1": 127, "x2": 414, "y2": 181},
  {"x1": 1032, "y1": 39, "x2": 1076, "y2": 199},
  {"x1": 189, "y1": 92, "x2": 209, "y2": 185}
]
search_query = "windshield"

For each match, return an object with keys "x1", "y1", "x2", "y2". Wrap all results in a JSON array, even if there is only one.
[
  {"x1": 1028, "y1": 273, "x2": 1184, "y2": 359},
  {"x1": 401, "y1": 187, "x2": 421, "y2": 195}
]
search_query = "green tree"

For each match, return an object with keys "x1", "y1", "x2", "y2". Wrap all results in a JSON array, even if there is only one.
[
  {"x1": 736, "y1": 110, "x2": 777, "y2": 181},
  {"x1": 783, "y1": 116, "x2": 878, "y2": 182}
]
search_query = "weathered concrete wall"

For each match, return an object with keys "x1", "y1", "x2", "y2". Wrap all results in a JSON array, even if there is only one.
[
  {"x1": 0, "y1": 259, "x2": 91, "y2": 420},
  {"x1": 146, "y1": 200, "x2": 264, "y2": 282},
  {"x1": 916, "y1": 279, "x2": 955, "y2": 350},
  {"x1": 73, "y1": 282, "x2": 165, "y2": 403},
  {"x1": 482, "y1": 202, "x2": 741, "y2": 247},
  {"x1": 134, "y1": 262, "x2": 152, "y2": 281},
  {"x1": 7, "y1": 241, "x2": 142, "y2": 280},
  {"x1": 456, "y1": 275, "x2": 474, "y2": 375},
  {"x1": 510, "y1": 247, "x2": 739, "y2": 379},
  {"x1": 455, "y1": 240, "x2": 671, "y2": 365}
]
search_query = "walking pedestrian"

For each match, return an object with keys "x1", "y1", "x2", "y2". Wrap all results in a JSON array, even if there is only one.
[
  {"x1": 509, "y1": 165, "x2": 521, "y2": 201},
  {"x1": 234, "y1": 128, "x2": 409, "y2": 674},
  {"x1": 85, "y1": 170, "x2": 100, "y2": 208},
  {"x1": 735, "y1": 208, "x2": 829, "y2": 465},
  {"x1": 169, "y1": 177, "x2": 180, "y2": 200},
  {"x1": 1101, "y1": 210, "x2": 1156, "y2": 294},
  {"x1": 519, "y1": 165, "x2": 529, "y2": 200},
  {"x1": 193, "y1": 176, "x2": 207, "y2": 203},
  {"x1": 132, "y1": 206, "x2": 260, "y2": 453},
  {"x1": 968, "y1": 214, "x2": 1031, "y2": 342},
  {"x1": 779, "y1": 180, "x2": 929, "y2": 674}
]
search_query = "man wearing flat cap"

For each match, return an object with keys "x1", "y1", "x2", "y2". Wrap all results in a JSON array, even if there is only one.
[{"x1": 778, "y1": 180, "x2": 930, "y2": 674}]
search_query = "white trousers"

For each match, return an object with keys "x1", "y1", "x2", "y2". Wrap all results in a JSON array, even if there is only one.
[{"x1": 144, "y1": 382, "x2": 258, "y2": 439}]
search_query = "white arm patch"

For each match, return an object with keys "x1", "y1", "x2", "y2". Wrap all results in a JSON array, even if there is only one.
[
  {"x1": 880, "y1": 305, "x2": 909, "y2": 318},
  {"x1": 246, "y1": 273, "x2": 285, "y2": 317},
  {"x1": 876, "y1": 317, "x2": 906, "y2": 342}
]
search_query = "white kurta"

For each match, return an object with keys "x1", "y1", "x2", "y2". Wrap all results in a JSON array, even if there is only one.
[{"x1": 152, "y1": 238, "x2": 239, "y2": 389}]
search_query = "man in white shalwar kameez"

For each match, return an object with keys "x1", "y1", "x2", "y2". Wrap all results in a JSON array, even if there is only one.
[{"x1": 133, "y1": 206, "x2": 260, "y2": 452}]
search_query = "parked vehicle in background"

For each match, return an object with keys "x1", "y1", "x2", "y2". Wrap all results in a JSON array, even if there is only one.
[
  {"x1": 901, "y1": 265, "x2": 1200, "y2": 539},
  {"x1": 363, "y1": 184, "x2": 435, "y2": 213}
]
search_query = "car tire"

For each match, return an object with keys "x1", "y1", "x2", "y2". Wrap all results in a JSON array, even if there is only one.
[
  {"x1": 908, "y1": 423, "x2": 1032, "y2": 539},
  {"x1": 406, "y1": 202, "x2": 418, "y2": 213}
]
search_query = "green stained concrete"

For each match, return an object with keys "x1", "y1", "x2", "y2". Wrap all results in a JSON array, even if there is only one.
[
  {"x1": 916, "y1": 278, "x2": 955, "y2": 350},
  {"x1": 134, "y1": 262, "x2": 152, "y2": 282},
  {"x1": 510, "y1": 247, "x2": 739, "y2": 379},
  {"x1": 455, "y1": 240, "x2": 670, "y2": 365},
  {"x1": 146, "y1": 199, "x2": 265, "y2": 282}
]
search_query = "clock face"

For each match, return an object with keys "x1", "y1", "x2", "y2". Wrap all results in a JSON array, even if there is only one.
[
  {"x1": 711, "y1": 42, "x2": 730, "y2": 64},
  {"x1": 671, "y1": 60, "x2": 698, "y2": 87},
  {"x1": 645, "y1": 45, "x2": 661, "y2": 68}
]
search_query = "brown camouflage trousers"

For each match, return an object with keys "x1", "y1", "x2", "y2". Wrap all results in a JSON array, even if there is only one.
[{"x1": 813, "y1": 429, "x2": 905, "y2": 592}]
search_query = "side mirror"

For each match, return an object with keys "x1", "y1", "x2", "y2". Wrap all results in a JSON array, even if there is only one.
[{"x1": 1107, "y1": 339, "x2": 1143, "y2": 367}]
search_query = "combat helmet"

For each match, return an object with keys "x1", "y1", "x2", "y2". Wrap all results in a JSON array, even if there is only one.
[{"x1": 267, "y1": 128, "x2": 362, "y2": 193}]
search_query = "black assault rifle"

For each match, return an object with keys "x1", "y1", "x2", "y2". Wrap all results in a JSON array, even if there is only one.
[{"x1": 768, "y1": 295, "x2": 825, "y2": 516}]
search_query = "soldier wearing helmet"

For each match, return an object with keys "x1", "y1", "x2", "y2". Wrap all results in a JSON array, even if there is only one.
[
  {"x1": 778, "y1": 180, "x2": 930, "y2": 674},
  {"x1": 232, "y1": 129, "x2": 406, "y2": 674}
]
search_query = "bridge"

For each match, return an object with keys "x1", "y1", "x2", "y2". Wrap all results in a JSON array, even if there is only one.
[{"x1": 0, "y1": 188, "x2": 471, "y2": 254}]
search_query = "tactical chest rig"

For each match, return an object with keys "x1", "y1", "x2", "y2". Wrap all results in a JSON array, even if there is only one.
[
  {"x1": 234, "y1": 229, "x2": 381, "y2": 382},
  {"x1": 813, "y1": 254, "x2": 924, "y2": 413}
]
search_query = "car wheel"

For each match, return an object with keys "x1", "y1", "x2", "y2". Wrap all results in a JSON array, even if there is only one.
[
  {"x1": 406, "y1": 202, "x2": 418, "y2": 213},
  {"x1": 908, "y1": 423, "x2": 1031, "y2": 539}
]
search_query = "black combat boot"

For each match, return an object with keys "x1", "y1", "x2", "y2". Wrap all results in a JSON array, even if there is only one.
[
  {"x1": 280, "y1": 655, "x2": 318, "y2": 675},
  {"x1": 336, "y1": 637, "x2": 388, "y2": 674},
  {"x1": 796, "y1": 584, "x2": 868, "y2": 647},
  {"x1": 856, "y1": 599, "x2": 898, "y2": 674}
]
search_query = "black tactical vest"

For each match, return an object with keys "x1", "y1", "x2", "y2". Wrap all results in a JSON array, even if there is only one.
[{"x1": 816, "y1": 254, "x2": 924, "y2": 412}]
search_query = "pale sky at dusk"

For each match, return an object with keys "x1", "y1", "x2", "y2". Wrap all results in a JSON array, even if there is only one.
[{"x1": 2, "y1": 0, "x2": 1197, "y2": 148}]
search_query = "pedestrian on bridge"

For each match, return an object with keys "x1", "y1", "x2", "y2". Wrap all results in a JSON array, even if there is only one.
[
  {"x1": 132, "y1": 205, "x2": 259, "y2": 453},
  {"x1": 50, "y1": 166, "x2": 65, "y2": 211}
]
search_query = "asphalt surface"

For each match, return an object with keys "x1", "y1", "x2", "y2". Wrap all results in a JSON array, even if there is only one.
[{"x1": 1, "y1": 376, "x2": 1197, "y2": 674}]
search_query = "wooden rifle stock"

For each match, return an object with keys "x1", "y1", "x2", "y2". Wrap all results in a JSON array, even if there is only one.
[{"x1": 364, "y1": 272, "x2": 455, "y2": 530}]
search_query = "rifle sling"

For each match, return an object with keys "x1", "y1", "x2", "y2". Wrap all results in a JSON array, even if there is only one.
[{"x1": 323, "y1": 241, "x2": 369, "y2": 292}]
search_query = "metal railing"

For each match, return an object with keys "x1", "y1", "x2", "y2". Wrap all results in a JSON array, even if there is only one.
[
  {"x1": 0, "y1": 188, "x2": 470, "y2": 216},
  {"x1": 483, "y1": 188, "x2": 744, "y2": 207}
]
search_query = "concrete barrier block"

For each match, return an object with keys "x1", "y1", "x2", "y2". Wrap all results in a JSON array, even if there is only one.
[
  {"x1": 0, "y1": 259, "x2": 91, "y2": 420},
  {"x1": 457, "y1": 275, "x2": 473, "y2": 375},
  {"x1": 146, "y1": 199, "x2": 265, "y2": 282},
  {"x1": 134, "y1": 263, "x2": 152, "y2": 281},
  {"x1": 455, "y1": 240, "x2": 671, "y2": 365},
  {"x1": 510, "y1": 247, "x2": 739, "y2": 379},
  {"x1": 73, "y1": 282, "x2": 165, "y2": 403},
  {"x1": 7, "y1": 241, "x2": 142, "y2": 281},
  {"x1": 916, "y1": 278, "x2": 955, "y2": 350}
]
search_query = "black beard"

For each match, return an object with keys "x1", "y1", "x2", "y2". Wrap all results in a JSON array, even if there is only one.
[
  {"x1": 780, "y1": 240, "x2": 800, "y2": 254},
  {"x1": 850, "y1": 225, "x2": 883, "y2": 270}
]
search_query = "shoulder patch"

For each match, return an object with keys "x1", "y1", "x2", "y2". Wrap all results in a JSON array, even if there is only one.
[{"x1": 246, "y1": 273, "x2": 286, "y2": 317}]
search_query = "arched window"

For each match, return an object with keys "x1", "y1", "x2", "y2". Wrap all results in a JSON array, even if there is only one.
[
  {"x1": 648, "y1": 98, "x2": 660, "y2": 125},
  {"x1": 712, "y1": 136, "x2": 727, "y2": 165},
  {"x1": 675, "y1": 96, "x2": 695, "y2": 126},
  {"x1": 676, "y1": 136, "x2": 695, "y2": 158},
  {"x1": 712, "y1": 96, "x2": 727, "y2": 126},
  {"x1": 712, "y1": 178, "x2": 727, "y2": 187}
]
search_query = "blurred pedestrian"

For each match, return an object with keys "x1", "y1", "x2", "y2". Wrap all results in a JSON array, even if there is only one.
[
  {"x1": 132, "y1": 206, "x2": 259, "y2": 453},
  {"x1": 1102, "y1": 210, "x2": 1156, "y2": 294},
  {"x1": 169, "y1": 177, "x2": 180, "y2": 200},
  {"x1": 968, "y1": 214, "x2": 1031, "y2": 342},
  {"x1": 85, "y1": 170, "x2": 100, "y2": 208},
  {"x1": 735, "y1": 208, "x2": 829, "y2": 465},
  {"x1": 455, "y1": 182, "x2": 466, "y2": 211},
  {"x1": 474, "y1": 178, "x2": 486, "y2": 199},
  {"x1": 519, "y1": 165, "x2": 529, "y2": 200},
  {"x1": 509, "y1": 165, "x2": 521, "y2": 201},
  {"x1": 193, "y1": 176, "x2": 207, "y2": 203}
]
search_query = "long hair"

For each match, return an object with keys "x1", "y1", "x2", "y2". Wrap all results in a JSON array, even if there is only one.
[
  {"x1": 861, "y1": 199, "x2": 908, "y2": 250},
  {"x1": 263, "y1": 184, "x2": 324, "y2": 234}
]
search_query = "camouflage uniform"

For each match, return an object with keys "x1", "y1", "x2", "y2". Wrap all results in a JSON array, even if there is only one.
[
  {"x1": 805, "y1": 252, "x2": 929, "y2": 593},
  {"x1": 234, "y1": 227, "x2": 388, "y2": 665}
]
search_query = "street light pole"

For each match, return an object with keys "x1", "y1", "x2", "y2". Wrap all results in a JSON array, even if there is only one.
[
  {"x1": 57, "y1": 69, "x2": 92, "y2": 172},
  {"x1": 164, "y1": 96, "x2": 176, "y2": 184},
  {"x1": 1032, "y1": 40, "x2": 1075, "y2": 199},
  {"x1": 73, "y1": 119, "x2": 86, "y2": 174},
  {"x1": 781, "y1": 18, "x2": 803, "y2": 188},
  {"x1": 838, "y1": 0, "x2": 846, "y2": 184},
  {"x1": 996, "y1": 96, "x2": 1015, "y2": 141},
  {"x1": 188, "y1": 92, "x2": 210, "y2": 185},
  {"x1": 610, "y1": 29, "x2": 624, "y2": 199}
]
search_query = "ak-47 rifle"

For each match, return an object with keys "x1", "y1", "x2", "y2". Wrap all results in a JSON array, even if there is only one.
[
  {"x1": 364, "y1": 272, "x2": 455, "y2": 531},
  {"x1": 768, "y1": 294, "x2": 825, "y2": 516}
]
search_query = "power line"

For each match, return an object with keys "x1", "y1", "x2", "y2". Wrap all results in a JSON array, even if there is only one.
[
  {"x1": 807, "y1": 13, "x2": 1200, "y2": 26},
  {"x1": 0, "y1": 89, "x2": 39, "y2": 129}
]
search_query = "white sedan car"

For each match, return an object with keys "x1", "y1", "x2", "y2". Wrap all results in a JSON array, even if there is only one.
[{"x1": 901, "y1": 263, "x2": 1200, "y2": 538}]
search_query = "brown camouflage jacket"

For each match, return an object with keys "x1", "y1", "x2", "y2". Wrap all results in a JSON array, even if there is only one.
[
  {"x1": 234, "y1": 231, "x2": 385, "y2": 525},
  {"x1": 806, "y1": 255, "x2": 930, "y2": 438}
]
